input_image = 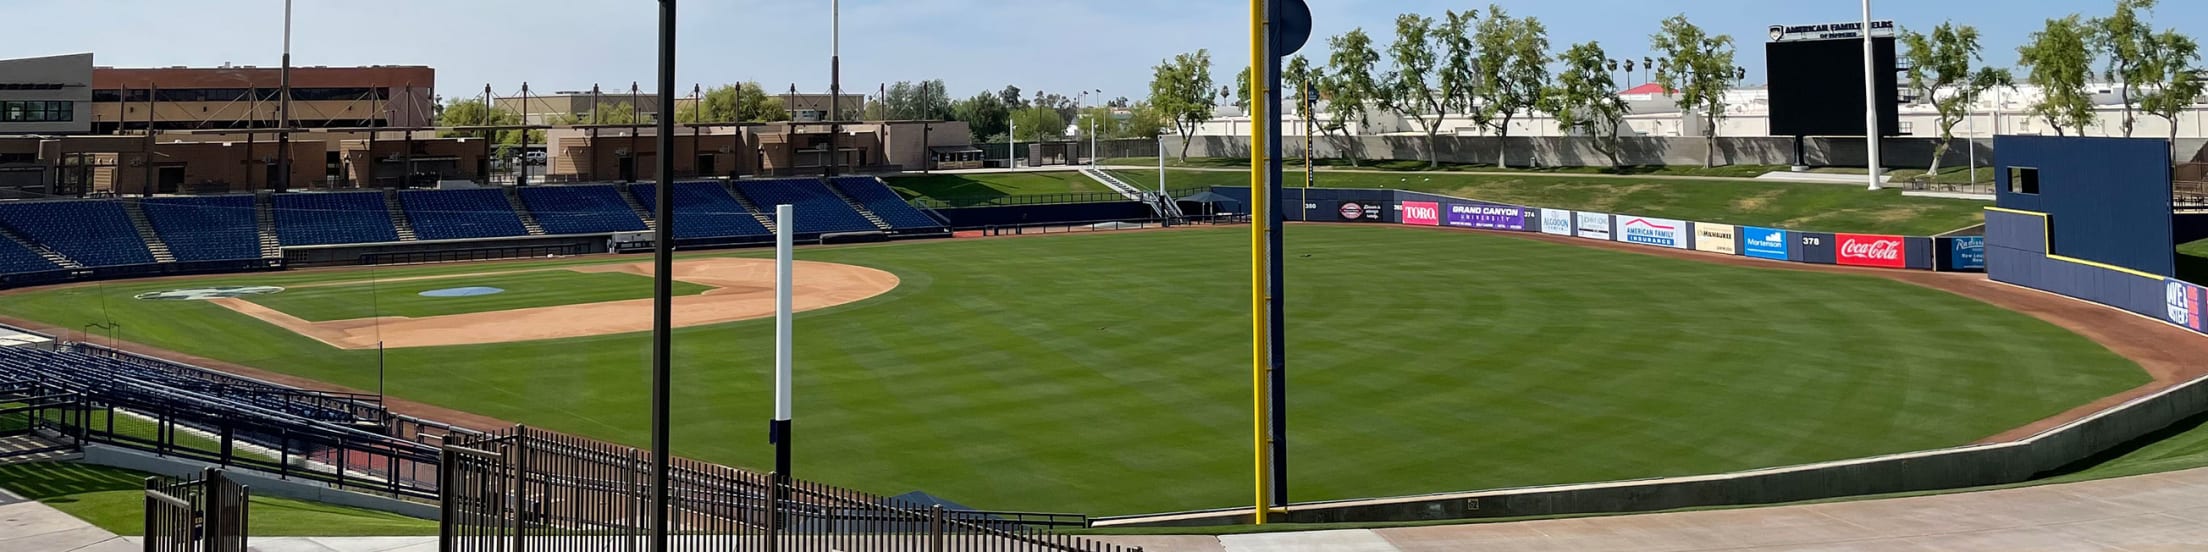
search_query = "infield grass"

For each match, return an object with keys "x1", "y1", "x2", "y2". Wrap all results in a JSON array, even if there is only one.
[
  {"x1": 244, "y1": 269, "x2": 710, "y2": 322},
  {"x1": 0, "y1": 462, "x2": 437, "y2": 536},
  {"x1": 0, "y1": 226, "x2": 2144, "y2": 515}
]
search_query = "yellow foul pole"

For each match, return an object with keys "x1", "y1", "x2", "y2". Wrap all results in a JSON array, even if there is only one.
[{"x1": 1248, "y1": 0, "x2": 1272, "y2": 526}]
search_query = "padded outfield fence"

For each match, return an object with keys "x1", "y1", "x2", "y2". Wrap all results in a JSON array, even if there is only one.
[{"x1": 440, "y1": 426, "x2": 1137, "y2": 552}]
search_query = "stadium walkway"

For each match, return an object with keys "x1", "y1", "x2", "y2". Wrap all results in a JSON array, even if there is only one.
[{"x1": 7, "y1": 466, "x2": 2206, "y2": 551}]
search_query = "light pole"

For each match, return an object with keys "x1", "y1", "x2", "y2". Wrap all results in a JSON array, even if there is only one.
[
  {"x1": 649, "y1": 1, "x2": 678, "y2": 550},
  {"x1": 277, "y1": 0, "x2": 293, "y2": 193},
  {"x1": 1862, "y1": 0, "x2": 1883, "y2": 190},
  {"x1": 827, "y1": 0, "x2": 842, "y2": 178}
]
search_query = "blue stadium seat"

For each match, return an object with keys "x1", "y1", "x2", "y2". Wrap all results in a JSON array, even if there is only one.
[
  {"x1": 830, "y1": 177, "x2": 943, "y2": 231},
  {"x1": 0, "y1": 200, "x2": 154, "y2": 267},
  {"x1": 733, "y1": 179, "x2": 880, "y2": 235},
  {"x1": 518, "y1": 185, "x2": 648, "y2": 234},
  {"x1": 630, "y1": 182, "x2": 771, "y2": 240},
  {"x1": 272, "y1": 192, "x2": 400, "y2": 246},
  {"x1": 0, "y1": 236, "x2": 59, "y2": 275},
  {"x1": 141, "y1": 195, "x2": 261, "y2": 262},
  {"x1": 399, "y1": 189, "x2": 529, "y2": 241}
]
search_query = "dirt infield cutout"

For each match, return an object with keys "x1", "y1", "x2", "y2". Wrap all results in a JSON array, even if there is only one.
[{"x1": 209, "y1": 258, "x2": 898, "y2": 349}]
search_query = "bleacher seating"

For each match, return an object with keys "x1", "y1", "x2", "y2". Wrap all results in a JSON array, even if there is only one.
[
  {"x1": 734, "y1": 179, "x2": 880, "y2": 235},
  {"x1": 0, "y1": 237, "x2": 59, "y2": 275},
  {"x1": 831, "y1": 177, "x2": 944, "y2": 231},
  {"x1": 518, "y1": 185, "x2": 648, "y2": 234},
  {"x1": 0, "y1": 200, "x2": 154, "y2": 267},
  {"x1": 0, "y1": 346, "x2": 358, "y2": 422},
  {"x1": 631, "y1": 182, "x2": 771, "y2": 240},
  {"x1": 399, "y1": 188, "x2": 530, "y2": 241},
  {"x1": 140, "y1": 195, "x2": 261, "y2": 262},
  {"x1": 272, "y1": 192, "x2": 400, "y2": 246}
]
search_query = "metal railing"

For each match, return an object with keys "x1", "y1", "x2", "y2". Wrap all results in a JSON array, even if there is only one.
[
  {"x1": 144, "y1": 467, "x2": 250, "y2": 552},
  {"x1": 1900, "y1": 175, "x2": 1996, "y2": 196},
  {"x1": 439, "y1": 426, "x2": 1138, "y2": 552},
  {"x1": 2178, "y1": 181, "x2": 2208, "y2": 211}
]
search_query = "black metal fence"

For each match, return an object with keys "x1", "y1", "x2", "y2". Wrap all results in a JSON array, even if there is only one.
[
  {"x1": 144, "y1": 467, "x2": 250, "y2": 552},
  {"x1": 1900, "y1": 175, "x2": 1996, "y2": 196},
  {"x1": 440, "y1": 426, "x2": 1139, "y2": 552}
]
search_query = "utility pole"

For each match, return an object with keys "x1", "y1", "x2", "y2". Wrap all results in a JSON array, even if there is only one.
[
  {"x1": 277, "y1": 0, "x2": 293, "y2": 192},
  {"x1": 827, "y1": 0, "x2": 842, "y2": 178}
]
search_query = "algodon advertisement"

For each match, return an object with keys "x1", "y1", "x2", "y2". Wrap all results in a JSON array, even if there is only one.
[
  {"x1": 1401, "y1": 201, "x2": 1441, "y2": 226},
  {"x1": 1446, "y1": 203, "x2": 1528, "y2": 231},
  {"x1": 2170, "y1": 279, "x2": 2204, "y2": 333},
  {"x1": 1741, "y1": 227, "x2": 1791, "y2": 261},
  {"x1": 1694, "y1": 223, "x2": 1738, "y2": 255},
  {"x1": 1540, "y1": 208, "x2": 1573, "y2": 235},
  {"x1": 1835, "y1": 233, "x2": 1907, "y2": 268},
  {"x1": 1575, "y1": 212, "x2": 1613, "y2": 240},
  {"x1": 1615, "y1": 216, "x2": 1689, "y2": 249}
]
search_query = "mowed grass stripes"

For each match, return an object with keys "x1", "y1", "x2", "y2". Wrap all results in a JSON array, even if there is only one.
[{"x1": 0, "y1": 225, "x2": 2144, "y2": 515}]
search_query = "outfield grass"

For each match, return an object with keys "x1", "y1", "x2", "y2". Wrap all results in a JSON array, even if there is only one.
[
  {"x1": 0, "y1": 462, "x2": 437, "y2": 536},
  {"x1": 0, "y1": 226, "x2": 2143, "y2": 515},
  {"x1": 244, "y1": 269, "x2": 709, "y2": 321},
  {"x1": 885, "y1": 172, "x2": 1112, "y2": 206},
  {"x1": 1110, "y1": 169, "x2": 1986, "y2": 236},
  {"x1": 2180, "y1": 238, "x2": 2208, "y2": 284},
  {"x1": 1098, "y1": 157, "x2": 1791, "y2": 178}
]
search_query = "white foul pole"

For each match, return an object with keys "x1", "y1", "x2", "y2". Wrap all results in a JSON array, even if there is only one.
[
  {"x1": 1862, "y1": 0, "x2": 1883, "y2": 190},
  {"x1": 772, "y1": 204, "x2": 794, "y2": 476}
]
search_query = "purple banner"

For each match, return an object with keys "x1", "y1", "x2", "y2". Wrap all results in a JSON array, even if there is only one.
[{"x1": 1446, "y1": 203, "x2": 1528, "y2": 231}]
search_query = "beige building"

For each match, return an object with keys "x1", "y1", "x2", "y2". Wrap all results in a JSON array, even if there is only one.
[
  {"x1": 90, "y1": 65, "x2": 435, "y2": 133},
  {"x1": 0, "y1": 53, "x2": 95, "y2": 135},
  {"x1": 779, "y1": 93, "x2": 865, "y2": 122}
]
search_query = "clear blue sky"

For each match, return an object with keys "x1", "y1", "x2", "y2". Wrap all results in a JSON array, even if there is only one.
[{"x1": 6, "y1": 0, "x2": 2198, "y2": 103}]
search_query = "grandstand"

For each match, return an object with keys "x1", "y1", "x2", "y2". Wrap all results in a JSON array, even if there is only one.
[
  {"x1": 734, "y1": 178, "x2": 881, "y2": 235},
  {"x1": 139, "y1": 196, "x2": 263, "y2": 262},
  {"x1": 0, "y1": 200, "x2": 154, "y2": 267},
  {"x1": 831, "y1": 176, "x2": 947, "y2": 231},
  {"x1": 272, "y1": 191, "x2": 402, "y2": 246},
  {"x1": 631, "y1": 181, "x2": 773, "y2": 241},
  {"x1": 398, "y1": 188, "x2": 530, "y2": 241},
  {"x1": 0, "y1": 236, "x2": 60, "y2": 274},
  {"x1": 518, "y1": 184, "x2": 649, "y2": 234}
]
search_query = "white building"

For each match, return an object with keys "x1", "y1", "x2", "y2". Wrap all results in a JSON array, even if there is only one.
[{"x1": 0, "y1": 53, "x2": 94, "y2": 135}]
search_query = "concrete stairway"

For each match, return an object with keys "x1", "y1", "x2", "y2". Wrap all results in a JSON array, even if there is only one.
[
  {"x1": 382, "y1": 190, "x2": 419, "y2": 241},
  {"x1": 618, "y1": 183, "x2": 657, "y2": 230},
  {"x1": 823, "y1": 180, "x2": 892, "y2": 230},
  {"x1": 503, "y1": 187, "x2": 548, "y2": 235},
  {"x1": 253, "y1": 194, "x2": 282, "y2": 258},
  {"x1": 721, "y1": 182, "x2": 779, "y2": 233},
  {"x1": 0, "y1": 224, "x2": 80, "y2": 269},
  {"x1": 119, "y1": 199, "x2": 176, "y2": 263}
]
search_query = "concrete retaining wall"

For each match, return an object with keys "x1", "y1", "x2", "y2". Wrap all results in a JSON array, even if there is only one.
[{"x1": 80, "y1": 444, "x2": 440, "y2": 520}]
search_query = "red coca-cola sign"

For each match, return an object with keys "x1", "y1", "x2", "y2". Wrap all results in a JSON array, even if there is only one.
[{"x1": 1835, "y1": 233, "x2": 1906, "y2": 268}]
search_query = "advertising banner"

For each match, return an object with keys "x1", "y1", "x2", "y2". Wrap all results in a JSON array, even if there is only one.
[
  {"x1": 1446, "y1": 203, "x2": 1529, "y2": 231},
  {"x1": 1337, "y1": 201, "x2": 1383, "y2": 221},
  {"x1": 1400, "y1": 201, "x2": 1441, "y2": 226},
  {"x1": 1835, "y1": 233, "x2": 1907, "y2": 268},
  {"x1": 1948, "y1": 236, "x2": 1986, "y2": 271},
  {"x1": 1794, "y1": 232, "x2": 1838, "y2": 264},
  {"x1": 1741, "y1": 227, "x2": 1791, "y2": 261},
  {"x1": 2169, "y1": 279, "x2": 2204, "y2": 333},
  {"x1": 1694, "y1": 223, "x2": 1739, "y2": 255},
  {"x1": 1575, "y1": 212, "x2": 1613, "y2": 240},
  {"x1": 1540, "y1": 208, "x2": 1574, "y2": 235},
  {"x1": 1616, "y1": 216, "x2": 1690, "y2": 249}
]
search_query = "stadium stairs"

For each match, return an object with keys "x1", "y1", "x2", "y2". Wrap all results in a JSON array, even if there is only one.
[
  {"x1": 0, "y1": 224, "x2": 79, "y2": 269},
  {"x1": 618, "y1": 183, "x2": 658, "y2": 231},
  {"x1": 382, "y1": 189, "x2": 419, "y2": 241},
  {"x1": 1080, "y1": 168, "x2": 1181, "y2": 220},
  {"x1": 253, "y1": 194, "x2": 282, "y2": 258},
  {"x1": 824, "y1": 180, "x2": 895, "y2": 231},
  {"x1": 0, "y1": 434, "x2": 79, "y2": 466},
  {"x1": 119, "y1": 198, "x2": 178, "y2": 263},
  {"x1": 503, "y1": 187, "x2": 548, "y2": 236},
  {"x1": 721, "y1": 182, "x2": 781, "y2": 233}
]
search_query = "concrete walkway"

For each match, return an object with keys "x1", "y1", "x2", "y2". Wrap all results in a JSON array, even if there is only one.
[{"x1": 9, "y1": 466, "x2": 2208, "y2": 551}]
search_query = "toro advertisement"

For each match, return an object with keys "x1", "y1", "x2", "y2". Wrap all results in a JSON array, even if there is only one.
[
  {"x1": 1835, "y1": 233, "x2": 1907, "y2": 268},
  {"x1": 1400, "y1": 201, "x2": 1441, "y2": 226},
  {"x1": 1695, "y1": 223, "x2": 1739, "y2": 255},
  {"x1": 1575, "y1": 212, "x2": 1613, "y2": 240},
  {"x1": 1540, "y1": 208, "x2": 1573, "y2": 235},
  {"x1": 2170, "y1": 279, "x2": 2204, "y2": 333},
  {"x1": 1741, "y1": 227, "x2": 1791, "y2": 261},
  {"x1": 1446, "y1": 203, "x2": 1528, "y2": 231},
  {"x1": 1616, "y1": 216, "x2": 1689, "y2": 249}
]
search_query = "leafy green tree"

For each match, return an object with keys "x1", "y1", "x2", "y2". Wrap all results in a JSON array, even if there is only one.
[
  {"x1": 1148, "y1": 49, "x2": 1216, "y2": 160},
  {"x1": 1473, "y1": 5, "x2": 1550, "y2": 168},
  {"x1": 2093, "y1": 0, "x2": 2157, "y2": 137},
  {"x1": 1381, "y1": 13, "x2": 1448, "y2": 168},
  {"x1": 1010, "y1": 106, "x2": 1067, "y2": 142},
  {"x1": 2139, "y1": 29, "x2": 2203, "y2": 155},
  {"x1": 1438, "y1": 8, "x2": 1481, "y2": 139},
  {"x1": 876, "y1": 80, "x2": 953, "y2": 120},
  {"x1": 1543, "y1": 41, "x2": 1631, "y2": 167},
  {"x1": 1650, "y1": 14, "x2": 1736, "y2": 168},
  {"x1": 1234, "y1": 66, "x2": 1254, "y2": 113},
  {"x1": 592, "y1": 101, "x2": 640, "y2": 125},
  {"x1": 1902, "y1": 22, "x2": 2013, "y2": 177},
  {"x1": 2017, "y1": 15, "x2": 2098, "y2": 136},
  {"x1": 436, "y1": 98, "x2": 535, "y2": 146},
  {"x1": 950, "y1": 91, "x2": 1011, "y2": 142},
  {"x1": 1324, "y1": 28, "x2": 1382, "y2": 167}
]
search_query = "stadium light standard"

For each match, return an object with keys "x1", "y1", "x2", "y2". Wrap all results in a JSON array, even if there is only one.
[
  {"x1": 649, "y1": 1, "x2": 678, "y2": 550},
  {"x1": 276, "y1": 0, "x2": 292, "y2": 193},
  {"x1": 1862, "y1": 0, "x2": 1883, "y2": 190}
]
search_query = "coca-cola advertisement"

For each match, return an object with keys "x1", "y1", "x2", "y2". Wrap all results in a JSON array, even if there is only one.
[{"x1": 1836, "y1": 233, "x2": 1906, "y2": 268}]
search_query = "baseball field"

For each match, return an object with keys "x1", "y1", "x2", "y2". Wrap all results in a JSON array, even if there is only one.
[{"x1": 0, "y1": 224, "x2": 2150, "y2": 516}]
